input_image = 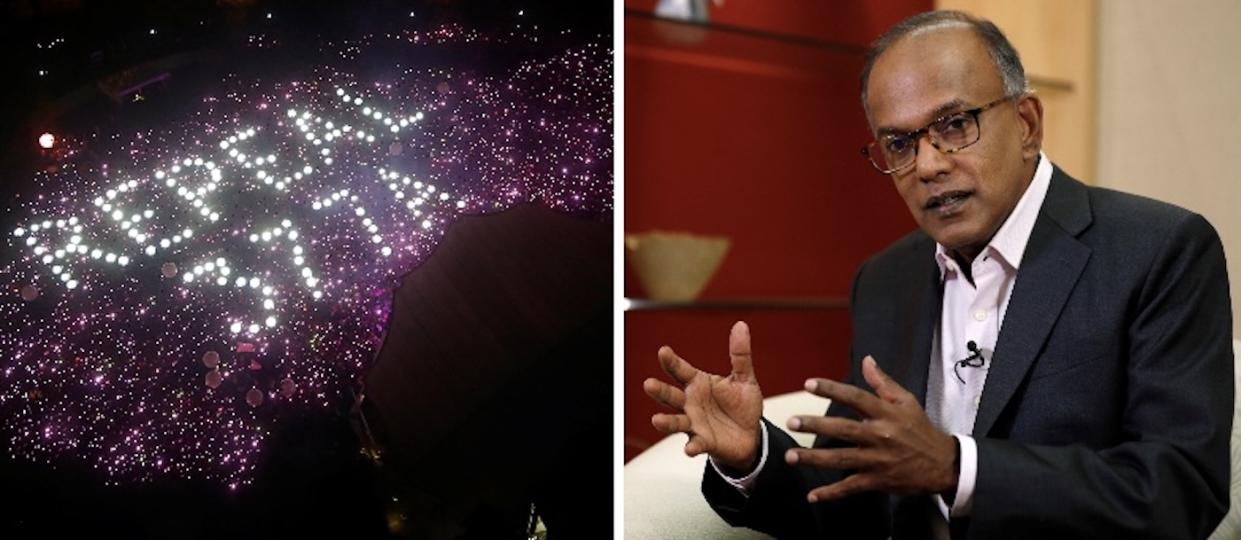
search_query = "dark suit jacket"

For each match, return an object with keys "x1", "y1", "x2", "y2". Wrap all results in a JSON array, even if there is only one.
[{"x1": 703, "y1": 168, "x2": 1234, "y2": 539}]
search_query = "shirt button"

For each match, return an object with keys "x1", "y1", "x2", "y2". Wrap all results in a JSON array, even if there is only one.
[
  {"x1": 973, "y1": 309, "x2": 987, "y2": 321},
  {"x1": 974, "y1": 395, "x2": 982, "y2": 407}
]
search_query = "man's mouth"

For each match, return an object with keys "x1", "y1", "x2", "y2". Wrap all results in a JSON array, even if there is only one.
[{"x1": 925, "y1": 190, "x2": 973, "y2": 213}]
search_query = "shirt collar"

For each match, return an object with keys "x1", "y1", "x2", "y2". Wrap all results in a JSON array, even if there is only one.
[{"x1": 934, "y1": 152, "x2": 1053, "y2": 277}]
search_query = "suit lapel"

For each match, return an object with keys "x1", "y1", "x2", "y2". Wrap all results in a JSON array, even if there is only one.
[{"x1": 973, "y1": 169, "x2": 1093, "y2": 437}]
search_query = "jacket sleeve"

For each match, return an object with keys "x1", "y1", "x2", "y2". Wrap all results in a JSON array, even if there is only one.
[{"x1": 701, "y1": 415, "x2": 892, "y2": 539}]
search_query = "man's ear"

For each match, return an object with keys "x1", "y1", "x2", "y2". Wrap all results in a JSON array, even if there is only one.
[{"x1": 1016, "y1": 93, "x2": 1044, "y2": 160}]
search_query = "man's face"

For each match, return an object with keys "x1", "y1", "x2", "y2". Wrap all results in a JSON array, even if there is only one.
[{"x1": 865, "y1": 27, "x2": 1042, "y2": 260}]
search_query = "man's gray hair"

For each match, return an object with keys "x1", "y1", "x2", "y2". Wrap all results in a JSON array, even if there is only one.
[{"x1": 860, "y1": 10, "x2": 1030, "y2": 118}]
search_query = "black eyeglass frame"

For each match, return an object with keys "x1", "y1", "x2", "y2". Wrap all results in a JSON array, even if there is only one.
[{"x1": 861, "y1": 95, "x2": 1017, "y2": 174}]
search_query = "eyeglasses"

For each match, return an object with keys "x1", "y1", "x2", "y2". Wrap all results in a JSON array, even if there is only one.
[{"x1": 861, "y1": 95, "x2": 1014, "y2": 174}]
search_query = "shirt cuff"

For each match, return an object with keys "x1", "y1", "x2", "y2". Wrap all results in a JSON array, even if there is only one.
[
  {"x1": 951, "y1": 434, "x2": 977, "y2": 516},
  {"x1": 708, "y1": 421, "x2": 769, "y2": 496},
  {"x1": 934, "y1": 434, "x2": 977, "y2": 519}
]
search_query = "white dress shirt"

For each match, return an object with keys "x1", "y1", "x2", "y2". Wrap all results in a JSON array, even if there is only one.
[
  {"x1": 928, "y1": 152, "x2": 1051, "y2": 517},
  {"x1": 712, "y1": 153, "x2": 1054, "y2": 524}
]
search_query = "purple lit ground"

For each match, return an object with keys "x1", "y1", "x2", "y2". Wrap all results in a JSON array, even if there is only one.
[{"x1": 0, "y1": 22, "x2": 611, "y2": 491}]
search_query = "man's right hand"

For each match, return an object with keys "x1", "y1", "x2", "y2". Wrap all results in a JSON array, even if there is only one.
[{"x1": 643, "y1": 321, "x2": 765, "y2": 471}]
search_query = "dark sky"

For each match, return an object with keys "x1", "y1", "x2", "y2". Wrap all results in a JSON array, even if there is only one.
[{"x1": 0, "y1": 0, "x2": 612, "y2": 201}]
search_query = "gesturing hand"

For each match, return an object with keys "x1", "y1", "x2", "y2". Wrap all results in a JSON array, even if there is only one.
[
  {"x1": 786, "y1": 356, "x2": 957, "y2": 503},
  {"x1": 643, "y1": 321, "x2": 765, "y2": 471}
]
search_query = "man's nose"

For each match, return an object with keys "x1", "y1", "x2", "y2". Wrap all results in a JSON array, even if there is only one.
[{"x1": 913, "y1": 136, "x2": 952, "y2": 182}]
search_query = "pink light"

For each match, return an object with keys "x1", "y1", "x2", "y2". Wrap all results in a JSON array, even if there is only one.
[{"x1": 38, "y1": 133, "x2": 56, "y2": 149}]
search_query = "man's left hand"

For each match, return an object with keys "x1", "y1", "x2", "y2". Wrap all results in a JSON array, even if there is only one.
[{"x1": 786, "y1": 355, "x2": 958, "y2": 503}]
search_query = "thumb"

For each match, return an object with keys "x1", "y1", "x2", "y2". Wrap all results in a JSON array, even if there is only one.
[
  {"x1": 684, "y1": 434, "x2": 709, "y2": 457},
  {"x1": 729, "y1": 321, "x2": 756, "y2": 382}
]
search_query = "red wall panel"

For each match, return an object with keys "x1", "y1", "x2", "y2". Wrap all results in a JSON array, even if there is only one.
[
  {"x1": 623, "y1": 1, "x2": 932, "y2": 460},
  {"x1": 624, "y1": 16, "x2": 918, "y2": 299},
  {"x1": 624, "y1": 0, "x2": 929, "y2": 49}
]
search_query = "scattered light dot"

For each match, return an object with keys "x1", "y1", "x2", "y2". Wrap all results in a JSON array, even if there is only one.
[{"x1": 0, "y1": 24, "x2": 613, "y2": 490}]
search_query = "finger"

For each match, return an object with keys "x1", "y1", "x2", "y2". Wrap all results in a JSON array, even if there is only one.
[
  {"x1": 658, "y1": 346, "x2": 700, "y2": 386},
  {"x1": 804, "y1": 378, "x2": 885, "y2": 419},
  {"x1": 786, "y1": 415, "x2": 876, "y2": 445},
  {"x1": 643, "y1": 377, "x2": 687, "y2": 411},
  {"x1": 728, "y1": 321, "x2": 755, "y2": 382},
  {"x1": 684, "y1": 434, "x2": 709, "y2": 457},
  {"x1": 651, "y1": 413, "x2": 692, "y2": 434},
  {"x1": 807, "y1": 474, "x2": 878, "y2": 503},
  {"x1": 861, "y1": 355, "x2": 914, "y2": 405},
  {"x1": 785, "y1": 447, "x2": 876, "y2": 470}
]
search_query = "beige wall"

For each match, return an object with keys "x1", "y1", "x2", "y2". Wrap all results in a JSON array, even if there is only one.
[{"x1": 1096, "y1": 0, "x2": 1241, "y2": 337}]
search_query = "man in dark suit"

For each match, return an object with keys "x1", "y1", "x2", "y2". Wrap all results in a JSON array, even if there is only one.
[{"x1": 642, "y1": 11, "x2": 1233, "y2": 538}]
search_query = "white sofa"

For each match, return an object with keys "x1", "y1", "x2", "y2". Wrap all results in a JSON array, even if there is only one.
[
  {"x1": 625, "y1": 339, "x2": 1241, "y2": 539},
  {"x1": 1208, "y1": 339, "x2": 1241, "y2": 539},
  {"x1": 624, "y1": 391, "x2": 826, "y2": 539}
]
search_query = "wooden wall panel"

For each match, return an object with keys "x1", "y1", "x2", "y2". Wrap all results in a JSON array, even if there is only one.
[{"x1": 934, "y1": 0, "x2": 1097, "y2": 181}]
